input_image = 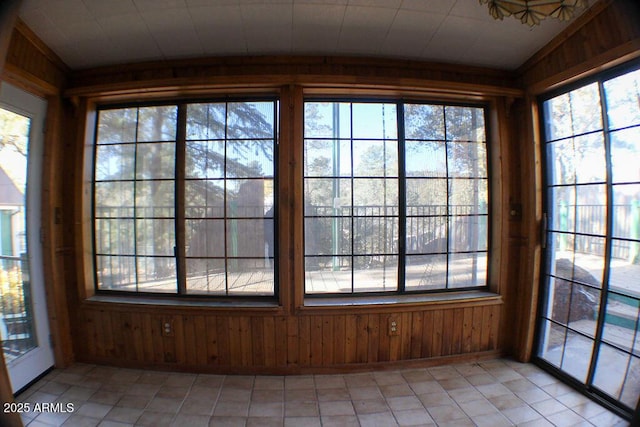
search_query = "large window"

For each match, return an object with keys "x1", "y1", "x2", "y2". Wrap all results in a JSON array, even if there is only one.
[
  {"x1": 303, "y1": 101, "x2": 489, "y2": 295},
  {"x1": 537, "y1": 64, "x2": 640, "y2": 416},
  {"x1": 93, "y1": 100, "x2": 277, "y2": 296}
]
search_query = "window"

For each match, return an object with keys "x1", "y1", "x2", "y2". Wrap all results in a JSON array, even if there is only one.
[
  {"x1": 303, "y1": 101, "x2": 489, "y2": 295},
  {"x1": 537, "y1": 64, "x2": 640, "y2": 415},
  {"x1": 93, "y1": 100, "x2": 278, "y2": 296}
]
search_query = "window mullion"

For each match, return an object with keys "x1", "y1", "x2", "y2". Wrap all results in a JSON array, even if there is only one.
[
  {"x1": 397, "y1": 102, "x2": 406, "y2": 293},
  {"x1": 175, "y1": 104, "x2": 187, "y2": 294}
]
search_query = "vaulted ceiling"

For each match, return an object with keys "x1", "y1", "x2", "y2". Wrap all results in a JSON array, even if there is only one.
[{"x1": 18, "y1": 0, "x2": 592, "y2": 71}]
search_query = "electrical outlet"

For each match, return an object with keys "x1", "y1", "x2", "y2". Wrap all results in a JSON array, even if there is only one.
[
  {"x1": 162, "y1": 319, "x2": 174, "y2": 337},
  {"x1": 388, "y1": 317, "x2": 399, "y2": 336}
]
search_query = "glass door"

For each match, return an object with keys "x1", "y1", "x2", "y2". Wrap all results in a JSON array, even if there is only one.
[
  {"x1": 537, "y1": 64, "x2": 640, "y2": 418},
  {"x1": 0, "y1": 82, "x2": 53, "y2": 393}
]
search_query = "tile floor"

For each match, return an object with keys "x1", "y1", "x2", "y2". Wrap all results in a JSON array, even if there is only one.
[{"x1": 15, "y1": 358, "x2": 630, "y2": 426}]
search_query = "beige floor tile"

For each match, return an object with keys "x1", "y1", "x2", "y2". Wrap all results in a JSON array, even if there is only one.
[
  {"x1": 426, "y1": 404, "x2": 469, "y2": 423},
  {"x1": 386, "y1": 395, "x2": 423, "y2": 411},
  {"x1": 104, "y1": 406, "x2": 144, "y2": 424},
  {"x1": 348, "y1": 386, "x2": 383, "y2": 400},
  {"x1": 471, "y1": 411, "x2": 514, "y2": 427},
  {"x1": 179, "y1": 395, "x2": 217, "y2": 416},
  {"x1": 253, "y1": 376, "x2": 284, "y2": 390},
  {"x1": 380, "y1": 383, "x2": 414, "y2": 398},
  {"x1": 417, "y1": 391, "x2": 455, "y2": 408},
  {"x1": 146, "y1": 396, "x2": 183, "y2": 414},
  {"x1": 317, "y1": 387, "x2": 351, "y2": 401},
  {"x1": 545, "y1": 408, "x2": 589, "y2": 427},
  {"x1": 501, "y1": 404, "x2": 542, "y2": 424},
  {"x1": 75, "y1": 402, "x2": 113, "y2": 419},
  {"x1": 284, "y1": 388, "x2": 316, "y2": 402},
  {"x1": 248, "y1": 401, "x2": 283, "y2": 417},
  {"x1": 458, "y1": 398, "x2": 499, "y2": 417},
  {"x1": 213, "y1": 400, "x2": 250, "y2": 417},
  {"x1": 373, "y1": 371, "x2": 407, "y2": 386},
  {"x1": 60, "y1": 413, "x2": 101, "y2": 427},
  {"x1": 284, "y1": 375, "x2": 314, "y2": 390},
  {"x1": 530, "y1": 398, "x2": 570, "y2": 417},
  {"x1": 208, "y1": 416, "x2": 247, "y2": 426},
  {"x1": 284, "y1": 416, "x2": 322, "y2": 427},
  {"x1": 135, "y1": 410, "x2": 174, "y2": 426},
  {"x1": 393, "y1": 408, "x2": 435, "y2": 426},
  {"x1": 320, "y1": 415, "x2": 359, "y2": 426},
  {"x1": 352, "y1": 397, "x2": 388, "y2": 414},
  {"x1": 357, "y1": 410, "x2": 398, "y2": 427},
  {"x1": 170, "y1": 413, "x2": 210, "y2": 427},
  {"x1": 319, "y1": 400, "x2": 355, "y2": 416},
  {"x1": 284, "y1": 401, "x2": 319, "y2": 417},
  {"x1": 114, "y1": 394, "x2": 152, "y2": 409},
  {"x1": 313, "y1": 375, "x2": 346, "y2": 389},
  {"x1": 408, "y1": 380, "x2": 445, "y2": 395},
  {"x1": 246, "y1": 416, "x2": 283, "y2": 426}
]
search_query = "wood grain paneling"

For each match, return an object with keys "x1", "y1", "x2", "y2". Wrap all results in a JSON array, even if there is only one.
[
  {"x1": 519, "y1": 0, "x2": 640, "y2": 94},
  {"x1": 75, "y1": 300, "x2": 502, "y2": 373}
]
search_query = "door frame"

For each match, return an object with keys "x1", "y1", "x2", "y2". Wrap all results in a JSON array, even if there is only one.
[{"x1": 0, "y1": 81, "x2": 54, "y2": 393}]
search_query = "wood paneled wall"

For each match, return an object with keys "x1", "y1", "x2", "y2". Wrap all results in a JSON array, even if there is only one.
[
  {"x1": 519, "y1": 0, "x2": 640, "y2": 94},
  {"x1": 3, "y1": 19, "x2": 67, "y2": 96},
  {"x1": 75, "y1": 300, "x2": 502, "y2": 373}
]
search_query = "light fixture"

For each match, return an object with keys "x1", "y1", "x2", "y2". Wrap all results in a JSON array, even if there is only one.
[{"x1": 480, "y1": 0, "x2": 587, "y2": 26}]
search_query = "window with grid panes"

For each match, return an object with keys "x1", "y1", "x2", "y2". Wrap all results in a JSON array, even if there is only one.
[
  {"x1": 303, "y1": 100, "x2": 489, "y2": 295},
  {"x1": 93, "y1": 100, "x2": 278, "y2": 296}
]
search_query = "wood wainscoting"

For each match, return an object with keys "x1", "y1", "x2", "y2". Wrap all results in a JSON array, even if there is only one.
[{"x1": 75, "y1": 298, "x2": 502, "y2": 374}]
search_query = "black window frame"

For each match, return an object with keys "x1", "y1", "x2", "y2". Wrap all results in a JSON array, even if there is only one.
[
  {"x1": 302, "y1": 97, "x2": 492, "y2": 297},
  {"x1": 91, "y1": 97, "x2": 280, "y2": 300}
]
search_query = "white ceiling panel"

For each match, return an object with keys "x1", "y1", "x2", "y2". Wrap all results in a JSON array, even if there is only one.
[{"x1": 16, "y1": 0, "x2": 594, "y2": 71}]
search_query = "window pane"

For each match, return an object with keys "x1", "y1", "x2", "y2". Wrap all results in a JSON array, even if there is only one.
[
  {"x1": 602, "y1": 294, "x2": 639, "y2": 352},
  {"x1": 95, "y1": 218, "x2": 135, "y2": 255},
  {"x1": 353, "y1": 178, "x2": 397, "y2": 208},
  {"x1": 97, "y1": 108, "x2": 137, "y2": 144},
  {"x1": 593, "y1": 343, "x2": 629, "y2": 401},
  {"x1": 95, "y1": 181, "x2": 134, "y2": 217},
  {"x1": 449, "y1": 179, "x2": 488, "y2": 214},
  {"x1": 304, "y1": 102, "x2": 351, "y2": 138},
  {"x1": 135, "y1": 181, "x2": 174, "y2": 218},
  {"x1": 186, "y1": 219, "x2": 225, "y2": 258},
  {"x1": 95, "y1": 144, "x2": 135, "y2": 181},
  {"x1": 305, "y1": 256, "x2": 352, "y2": 294},
  {"x1": 136, "y1": 142, "x2": 175, "y2": 179},
  {"x1": 305, "y1": 178, "x2": 352, "y2": 215},
  {"x1": 136, "y1": 106, "x2": 177, "y2": 142},
  {"x1": 620, "y1": 356, "x2": 640, "y2": 408},
  {"x1": 185, "y1": 180, "x2": 224, "y2": 218},
  {"x1": 96, "y1": 256, "x2": 136, "y2": 291},
  {"x1": 353, "y1": 140, "x2": 398, "y2": 177},
  {"x1": 304, "y1": 139, "x2": 351, "y2": 177},
  {"x1": 549, "y1": 186, "x2": 575, "y2": 232},
  {"x1": 405, "y1": 254, "x2": 447, "y2": 290},
  {"x1": 136, "y1": 219, "x2": 175, "y2": 256},
  {"x1": 612, "y1": 184, "x2": 640, "y2": 242},
  {"x1": 226, "y1": 219, "x2": 269, "y2": 258},
  {"x1": 353, "y1": 217, "x2": 397, "y2": 255},
  {"x1": 567, "y1": 283, "x2": 600, "y2": 338},
  {"x1": 352, "y1": 103, "x2": 396, "y2": 139},
  {"x1": 353, "y1": 255, "x2": 398, "y2": 292},
  {"x1": 405, "y1": 178, "x2": 447, "y2": 211},
  {"x1": 604, "y1": 68, "x2": 640, "y2": 130},
  {"x1": 569, "y1": 83, "x2": 602, "y2": 135},
  {"x1": 449, "y1": 216, "x2": 487, "y2": 252},
  {"x1": 227, "y1": 179, "x2": 272, "y2": 218},
  {"x1": 447, "y1": 142, "x2": 487, "y2": 178},
  {"x1": 446, "y1": 106, "x2": 485, "y2": 142},
  {"x1": 405, "y1": 141, "x2": 446, "y2": 177},
  {"x1": 539, "y1": 320, "x2": 566, "y2": 368},
  {"x1": 609, "y1": 246, "x2": 640, "y2": 296},
  {"x1": 404, "y1": 104, "x2": 444, "y2": 140},
  {"x1": 227, "y1": 140, "x2": 274, "y2": 178},
  {"x1": 304, "y1": 217, "x2": 351, "y2": 256},
  {"x1": 547, "y1": 138, "x2": 576, "y2": 185},
  {"x1": 448, "y1": 252, "x2": 487, "y2": 288},
  {"x1": 575, "y1": 184, "x2": 606, "y2": 236},
  {"x1": 186, "y1": 140, "x2": 225, "y2": 179},
  {"x1": 187, "y1": 103, "x2": 226, "y2": 140},
  {"x1": 227, "y1": 102, "x2": 274, "y2": 139},
  {"x1": 560, "y1": 331, "x2": 593, "y2": 382},
  {"x1": 406, "y1": 216, "x2": 447, "y2": 254},
  {"x1": 136, "y1": 257, "x2": 176, "y2": 293},
  {"x1": 611, "y1": 127, "x2": 640, "y2": 184},
  {"x1": 227, "y1": 259, "x2": 274, "y2": 295},
  {"x1": 574, "y1": 134, "x2": 606, "y2": 183},
  {"x1": 186, "y1": 258, "x2": 226, "y2": 295}
]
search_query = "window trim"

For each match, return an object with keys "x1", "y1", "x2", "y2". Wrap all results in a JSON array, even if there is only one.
[
  {"x1": 91, "y1": 96, "x2": 280, "y2": 299},
  {"x1": 302, "y1": 97, "x2": 492, "y2": 297}
]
